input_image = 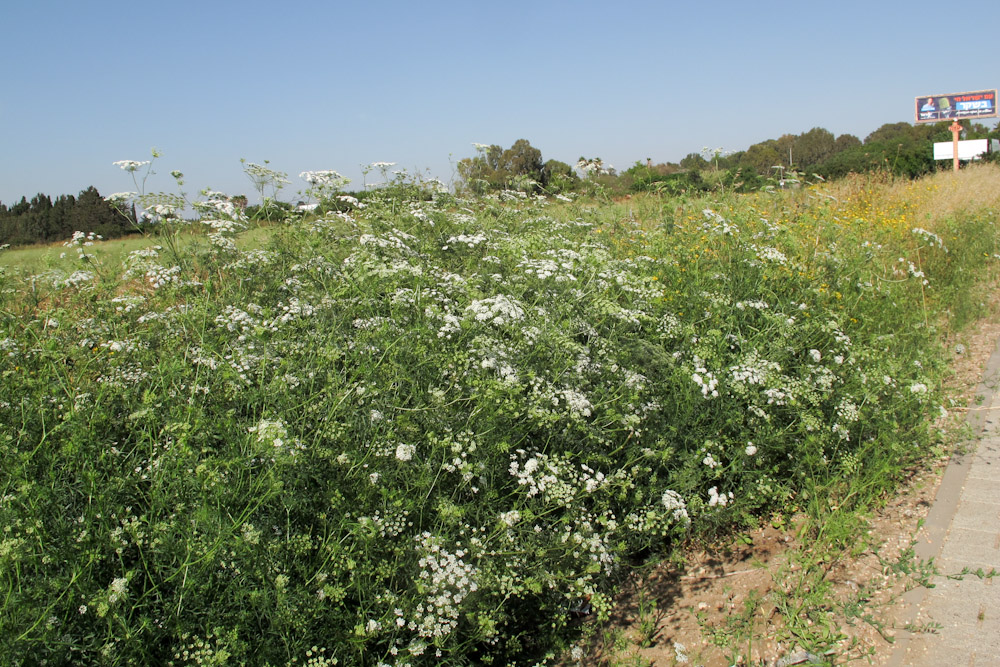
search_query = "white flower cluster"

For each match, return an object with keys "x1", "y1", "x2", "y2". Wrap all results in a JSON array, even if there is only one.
[
  {"x1": 701, "y1": 209, "x2": 739, "y2": 235},
  {"x1": 518, "y1": 257, "x2": 577, "y2": 282},
  {"x1": 508, "y1": 450, "x2": 614, "y2": 504},
  {"x1": 443, "y1": 233, "x2": 487, "y2": 250},
  {"x1": 691, "y1": 366, "x2": 719, "y2": 399},
  {"x1": 912, "y1": 227, "x2": 947, "y2": 252},
  {"x1": 661, "y1": 490, "x2": 690, "y2": 525},
  {"x1": 107, "y1": 576, "x2": 128, "y2": 605},
  {"x1": 56, "y1": 270, "x2": 96, "y2": 288},
  {"x1": 832, "y1": 422, "x2": 851, "y2": 442},
  {"x1": 337, "y1": 194, "x2": 365, "y2": 208},
  {"x1": 906, "y1": 261, "x2": 929, "y2": 285},
  {"x1": 208, "y1": 233, "x2": 238, "y2": 253},
  {"x1": 434, "y1": 430, "x2": 480, "y2": 484},
  {"x1": 707, "y1": 486, "x2": 733, "y2": 507},
  {"x1": 113, "y1": 160, "x2": 149, "y2": 172},
  {"x1": 194, "y1": 193, "x2": 246, "y2": 224},
  {"x1": 555, "y1": 388, "x2": 593, "y2": 418},
  {"x1": 751, "y1": 244, "x2": 788, "y2": 265},
  {"x1": 64, "y1": 230, "x2": 103, "y2": 252},
  {"x1": 248, "y1": 418, "x2": 305, "y2": 457},
  {"x1": 145, "y1": 264, "x2": 181, "y2": 290},
  {"x1": 411, "y1": 532, "x2": 478, "y2": 638},
  {"x1": 300, "y1": 170, "x2": 351, "y2": 189},
  {"x1": 836, "y1": 398, "x2": 860, "y2": 423},
  {"x1": 475, "y1": 343, "x2": 520, "y2": 387},
  {"x1": 359, "y1": 230, "x2": 415, "y2": 253},
  {"x1": 498, "y1": 510, "x2": 521, "y2": 527},
  {"x1": 576, "y1": 157, "x2": 613, "y2": 176},
  {"x1": 465, "y1": 294, "x2": 525, "y2": 326},
  {"x1": 729, "y1": 352, "x2": 782, "y2": 387}
]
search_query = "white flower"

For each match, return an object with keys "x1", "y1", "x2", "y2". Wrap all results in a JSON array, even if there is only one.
[
  {"x1": 113, "y1": 160, "x2": 149, "y2": 172},
  {"x1": 674, "y1": 642, "x2": 689, "y2": 664},
  {"x1": 395, "y1": 443, "x2": 416, "y2": 462},
  {"x1": 108, "y1": 577, "x2": 128, "y2": 604},
  {"x1": 809, "y1": 349, "x2": 822, "y2": 363},
  {"x1": 300, "y1": 170, "x2": 350, "y2": 189},
  {"x1": 707, "y1": 486, "x2": 733, "y2": 507},
  {"x1": 910, "y1": 382, "x2": 928, "y2": 394},
  {"x1": 465, "y1": 295, "x2": 525, "y2": 326},
  {"x1": 912, "y1": 227, "x2": 947, "y2": 251},
  {"x1": 661, "y1": 490, "x2": 690, "y2": 524},
  {"x1": 745, "y1": 443, "x2": 758, "y2": 456},
  {"x1": 692, "y1": 369, "x2": 719, "y2": 398},
  {"x1": 105, "y1": 192, "x2": 135, "y2": 204},
  {"x1": 498, "y1": 510, "x2": 520, "y2": 527}
]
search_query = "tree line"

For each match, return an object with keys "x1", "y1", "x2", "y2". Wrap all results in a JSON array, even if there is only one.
[
  {"x1": 458, "y1": 119, "x2": 1000, "y2": 196},
  {"x1": 0, "y1": 187, "x2": 137, "y2": 248},
  {"x1": 4, "y1": 118, "x2": 999, "y2": 249}
]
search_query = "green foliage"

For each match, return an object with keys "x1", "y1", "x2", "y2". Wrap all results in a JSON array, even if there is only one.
[
  {"x1": 0, "y1": 186, "x2": 137, "y2": 247},
  {"x1": 1, "y1": 161, "x2": 998, "y2": 665},
  {"x1": 815, "y1": 138, "x2": 934, "y2": 180},
  {"x1": 457, "y1": 139, "x2": 544, "y2": 194},
  {"x1": 540, "y1": 159, "x2": 580, "y2": 194},
  {"x1": 623, "y1": 161, "x2": 708, "y2": 195}
]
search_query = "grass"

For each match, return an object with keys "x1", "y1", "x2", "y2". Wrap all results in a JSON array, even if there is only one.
[
  {"x1": 1, "y1": 165, "x2": 999, "y2": 665},
  {"x1": 0, "y1": 225, "x2": 274, "y2": 273}
]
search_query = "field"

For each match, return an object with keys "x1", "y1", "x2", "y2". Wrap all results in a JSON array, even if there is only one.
[{"x1": 2, "y1": 165, "x2": 999, "y2": 665}]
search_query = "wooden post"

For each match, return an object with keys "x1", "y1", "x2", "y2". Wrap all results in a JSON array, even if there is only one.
[{"x1": 950, "y1": 121, "x2": 963, "y2": 172}]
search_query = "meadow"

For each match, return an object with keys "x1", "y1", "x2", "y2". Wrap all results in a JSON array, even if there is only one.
[{"x1": 1, "y1": 164, "x2": 999, "y2": 666}]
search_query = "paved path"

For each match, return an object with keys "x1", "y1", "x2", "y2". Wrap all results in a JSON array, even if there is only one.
[{"x1": 887, "y1": 336, "x2": 1000, "y2": 666}]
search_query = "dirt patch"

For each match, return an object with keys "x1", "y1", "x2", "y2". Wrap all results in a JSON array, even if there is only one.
[{"x1": 582, "y1": 469, "x2": 943, "y2": 666}]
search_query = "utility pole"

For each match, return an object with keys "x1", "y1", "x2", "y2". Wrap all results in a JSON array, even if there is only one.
[{"x1": 950, "y1": 121, "x2": 962, "y2": 172}]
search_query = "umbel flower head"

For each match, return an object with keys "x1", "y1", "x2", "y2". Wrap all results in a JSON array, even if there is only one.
[
  {"x1": 299, "y1": 170, "x2": 351, "y2": 189},
  {"x1": 113, "y1": 160, "x2": 150, "y2": 173}
]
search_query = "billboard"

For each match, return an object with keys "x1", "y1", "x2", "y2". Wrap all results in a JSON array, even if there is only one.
[
  {"x1": 933, "y1": 139, "x2": 998, "y2": 160},
  {"x1": 915, "y1": 89, "x2": 997, "y2": 123}
]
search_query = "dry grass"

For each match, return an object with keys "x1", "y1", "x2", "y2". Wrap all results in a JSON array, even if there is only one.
[{"x1": 820, "y1": 163, "x2": 1000, "y2": 229}]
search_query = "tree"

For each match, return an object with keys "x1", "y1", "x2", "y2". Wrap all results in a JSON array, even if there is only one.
[
  {"x1": 457, "y1": 139, "x2": 545, "y2": 193},
  {"x1": 793, "y1": 127, "x2": 837, "y2": 170},
  {"x1": 679, "y1": 153, "x2": 709, "y2": 171},
  {"x1": 739, "y1": 141, "x2": 783, "y2": 175},
  {"x1": 834, "y1": 134, "x2": 861, "y2": 151},
  {"x1": 864, "y1": 122, "x2": 917, "y2": 145},
  {"x1": 540, "y1": 159, "x2": 579, "y2": 193}
]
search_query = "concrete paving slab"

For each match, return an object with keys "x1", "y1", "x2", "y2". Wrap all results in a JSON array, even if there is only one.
[
  {"x1": 952, "y1": 474, "x2": 1000, "y2": 507},
  {"x1": 966, "y1": 457, "x2": 1000, "y2": 482},
  {"x1": 949, "y1": 500, "x2": 1000, "y2": 531},
  {"x1": 885, "y1": 333, "x2": 1000, "y2": 666},
  {"x1": 937, "y1": 526, "x2": 1000, "y2": 569}
]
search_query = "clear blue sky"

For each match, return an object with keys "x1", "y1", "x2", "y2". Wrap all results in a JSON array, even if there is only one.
[{"x1": 3, "y1": 0, "x2": 998, "y2": 204}]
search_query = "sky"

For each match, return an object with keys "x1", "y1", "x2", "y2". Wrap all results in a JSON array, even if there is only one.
[{"x1": 3, "y1": 0, "x2": 999, "y2": 205}]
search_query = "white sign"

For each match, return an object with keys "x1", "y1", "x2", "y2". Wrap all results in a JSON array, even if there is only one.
[{"x1": 933, "y1": 139, "x2": 998, "y2": 160}]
